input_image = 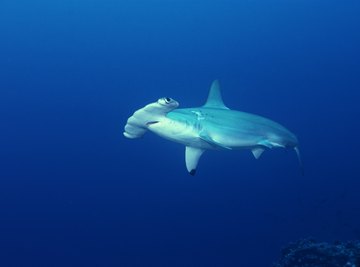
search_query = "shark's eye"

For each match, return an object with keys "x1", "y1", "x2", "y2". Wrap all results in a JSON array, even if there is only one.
[{"x1": 158, "y1": 97, "x2": 177, "y2": 107}]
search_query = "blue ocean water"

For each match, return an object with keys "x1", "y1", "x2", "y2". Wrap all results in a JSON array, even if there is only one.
[{"x1": 1, "y1": 0, "x2": 360, "y2": 266}]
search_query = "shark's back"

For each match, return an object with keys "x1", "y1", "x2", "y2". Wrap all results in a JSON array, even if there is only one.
[{"x1": 168, "y1": 107, "x2": 297, "y2": 149}]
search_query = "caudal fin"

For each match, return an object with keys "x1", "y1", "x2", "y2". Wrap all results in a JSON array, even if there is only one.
[{"x1": 294, "y1": 146, "x2": 304, "y2": 176}]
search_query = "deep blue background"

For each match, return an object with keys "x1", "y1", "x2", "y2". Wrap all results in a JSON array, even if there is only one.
[{"x1": 1, "y1": 0, "x2": 360, "y2": 266}]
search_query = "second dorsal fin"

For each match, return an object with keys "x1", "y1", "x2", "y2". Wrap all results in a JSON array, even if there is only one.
[{"x1": 203, "y1": 80, "x2": 229, "y2": 109}]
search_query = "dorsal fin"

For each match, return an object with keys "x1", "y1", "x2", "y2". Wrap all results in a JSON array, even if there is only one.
[{"x1": 203, "y1": 80, "x2": 229, "y2": 109}]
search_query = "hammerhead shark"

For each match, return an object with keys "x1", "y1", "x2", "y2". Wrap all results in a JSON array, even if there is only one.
[{"x1": 124, "y1": 80, "x2": 302, "y2": 175}]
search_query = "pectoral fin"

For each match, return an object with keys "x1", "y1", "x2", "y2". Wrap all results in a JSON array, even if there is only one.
[
  {"x1": 185, "y1": 146, "x2": 205, "y2": 175},
  {"x1": 252, "y1": 147, "x2": 265, "y2": 159}
]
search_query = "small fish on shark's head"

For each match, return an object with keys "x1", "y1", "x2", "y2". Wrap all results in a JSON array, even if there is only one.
[{"x1": 124, "y1": 80, "x2": 303, "y2": 175}]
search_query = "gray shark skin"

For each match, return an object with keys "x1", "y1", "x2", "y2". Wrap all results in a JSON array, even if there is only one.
[{"x1": 124, "y1": 80, "x2": 302, "y2": 175}]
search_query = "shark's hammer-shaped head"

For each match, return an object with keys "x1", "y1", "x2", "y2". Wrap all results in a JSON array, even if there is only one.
[{"x1": 123, "y1": 97, "x2": 179, "y2": 139}]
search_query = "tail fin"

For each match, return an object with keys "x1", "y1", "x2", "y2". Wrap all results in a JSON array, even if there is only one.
[{"x1": 294, "y1": 146, "x2": 304, "y2": 176}]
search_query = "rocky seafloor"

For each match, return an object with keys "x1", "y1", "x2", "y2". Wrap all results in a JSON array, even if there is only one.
[{"x1": 273, "y1": 238, "x2": 360, "y2": 267}]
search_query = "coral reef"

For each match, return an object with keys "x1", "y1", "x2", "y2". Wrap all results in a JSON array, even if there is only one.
[{"x1": 273, "y1": 238, "x2": 360, "y2": 267}]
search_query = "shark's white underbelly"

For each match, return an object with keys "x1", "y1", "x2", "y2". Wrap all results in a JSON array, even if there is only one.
[{"x1": 148, "y1": 118, "x2": 214, "y2": 149}]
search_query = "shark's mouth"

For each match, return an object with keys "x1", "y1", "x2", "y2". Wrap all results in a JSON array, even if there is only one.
[{"x1": 146, "y1": 121, "x2": 159, "y2": 126}]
